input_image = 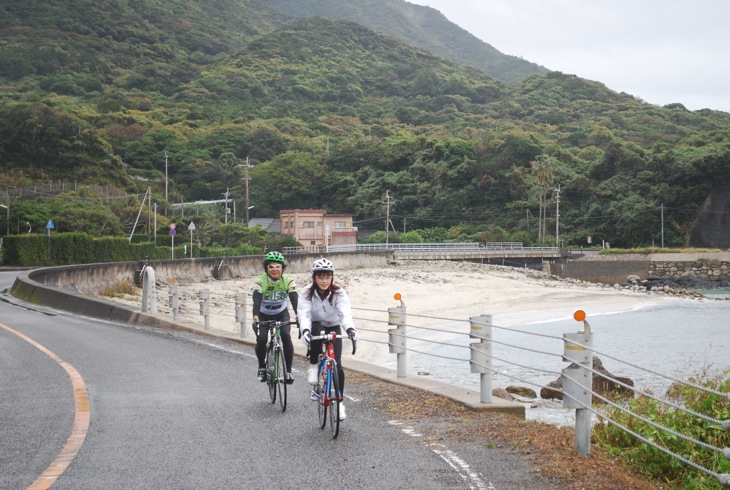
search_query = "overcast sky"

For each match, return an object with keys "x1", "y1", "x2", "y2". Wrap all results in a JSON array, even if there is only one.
[{"x1": 408, "y1": 0, "x2": 730, "y2": 113}]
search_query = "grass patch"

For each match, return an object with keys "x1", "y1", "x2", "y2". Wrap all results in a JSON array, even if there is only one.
[
  {"x1": 98, "y1": 281, "x2": 137, "y2": 298},
  {"x1": 600, "y1": 247, "x2": 726, "y2": 255}
]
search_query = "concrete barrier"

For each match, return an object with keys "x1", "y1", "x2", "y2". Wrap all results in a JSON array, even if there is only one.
[{"x1": 10, "y1": 252, "x2": 393, "y2": 326}]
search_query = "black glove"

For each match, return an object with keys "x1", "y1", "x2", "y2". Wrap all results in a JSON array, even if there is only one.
[{"x1": 346, "y1": 327, "x2": 359, "y2": 344}]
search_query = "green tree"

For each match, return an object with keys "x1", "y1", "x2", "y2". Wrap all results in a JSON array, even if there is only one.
[
  {"x1": 530, "y1": 154, "x2": 558, "y2": 243},
  {"x1": 251, "y1": 151, "x2": 327, "y2": 214}
]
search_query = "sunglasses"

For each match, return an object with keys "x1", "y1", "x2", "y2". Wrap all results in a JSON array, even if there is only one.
[{"x1": 267, "y1": 264, "x2": 282, "y2": 270}]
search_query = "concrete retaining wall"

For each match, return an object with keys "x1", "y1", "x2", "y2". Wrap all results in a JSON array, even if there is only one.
[{"x1": 10, "y1": 251, "x2": 393, "y2": 322}]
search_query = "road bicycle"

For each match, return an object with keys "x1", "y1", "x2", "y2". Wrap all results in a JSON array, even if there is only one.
[
  {"x1": 310, "y1": 331, "x2": 356, "y2": 438},
  {"x1": 256, "y1": 320, "x2": 295, "y2": 412}
]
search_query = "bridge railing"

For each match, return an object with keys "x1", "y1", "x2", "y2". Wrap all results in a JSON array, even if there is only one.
[{"x1": 313, "y1": 242, "x2": 559, "y2": 256}]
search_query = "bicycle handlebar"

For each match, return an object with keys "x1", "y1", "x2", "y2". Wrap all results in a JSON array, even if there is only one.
[
  {"x1": 310, "y1": 332, "x2": 357, "y2": 355},
  {"x1": 254, "y1": 320, "x2": 297, "y2": 329}
]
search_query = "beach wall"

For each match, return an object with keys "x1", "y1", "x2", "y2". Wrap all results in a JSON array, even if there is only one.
[
  {"x1": 550, "y1": 252, "x2": 730, "y2": 284},
  {"x1": 549, "y1": 258, "x2": 649, "y2": 284},
  {"x1": 648, "y1": 252, "x2": 730, "y2": 281}
]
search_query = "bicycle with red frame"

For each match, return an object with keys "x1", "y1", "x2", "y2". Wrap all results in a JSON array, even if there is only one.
[{"x1": 309, "y1": 331, "x2": 356, "y2": 438}]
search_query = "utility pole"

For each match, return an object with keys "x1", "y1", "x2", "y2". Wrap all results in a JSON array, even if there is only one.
[
  {"x1": 147, "y1": 187, "x2": 151, "y2": 241},
  {"x1": 3, "y1": 190, "x2": 9, "y2": 235},
  {"x1": 164, "y1": 151, "x2": 169, "y2": 216},
  {"x1": 385, "y1": 190, "x2": 391, "y2": 246},
  {"x1": 222, "y1": 188, "x2": 230, "y2": 224},
  {"x1": 661, "y1": 203, "x2": 664, "y2": 248},
  {"x1": 237, "y1": 157, "x2": 255, "y2": 226},
  {"x1": 554, "y1": 185, "x2": 561, "y2": 248}
]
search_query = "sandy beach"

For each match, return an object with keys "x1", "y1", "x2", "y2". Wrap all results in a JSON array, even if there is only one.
[{"x1": 120, "y1": 260, "x2": 660, "y2": 361}]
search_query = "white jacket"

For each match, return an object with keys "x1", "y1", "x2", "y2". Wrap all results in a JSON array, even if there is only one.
[{"x1": 297, "y1": 283, "x2": 356, "y2": 333}]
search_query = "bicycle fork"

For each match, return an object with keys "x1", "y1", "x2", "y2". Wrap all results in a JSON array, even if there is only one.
[
  {"x1": 319, "y1": 361, "x2": 343, "y2": 405},
  {"x1": 311, "y1": 360, "x2": 342, "y2": 404}
]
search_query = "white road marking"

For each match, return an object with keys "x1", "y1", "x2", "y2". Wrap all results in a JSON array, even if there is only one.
[{"x1": 389, "y1": 420, "x2": 493, "y2": 489}]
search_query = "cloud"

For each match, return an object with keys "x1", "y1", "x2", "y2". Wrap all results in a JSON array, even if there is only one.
[{"x1": 409, "y1": 0, "x2": 730, "y2": 112}]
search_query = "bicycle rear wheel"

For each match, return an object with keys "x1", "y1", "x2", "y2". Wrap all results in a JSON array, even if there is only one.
[
  {"x1": 276, "y1": 344, "x2": 287, "y2": 412},
  {"x1": 328, "y1": 367, "x2": 341, "y2": 438},
  {"x1": 266, "y1": 344, "x2": 276, "y2": 404}
]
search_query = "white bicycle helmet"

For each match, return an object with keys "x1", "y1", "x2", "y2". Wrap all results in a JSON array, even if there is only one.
[{"x1": 311, "y1": 258, "x2": 335, "y2": 273}]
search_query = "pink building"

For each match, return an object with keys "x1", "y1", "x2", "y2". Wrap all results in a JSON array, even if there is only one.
[{"x1": 279, "y1": 209, "x2": 357, "y2": 252}]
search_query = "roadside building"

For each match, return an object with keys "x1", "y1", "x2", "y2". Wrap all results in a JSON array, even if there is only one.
[{"x1": 279, "y1": 209, "x2": 357, "y2": 252}]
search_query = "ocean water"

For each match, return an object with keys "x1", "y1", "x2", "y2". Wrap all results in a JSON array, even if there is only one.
[{"x1": 364, "y1": 294, "x2": 730, "y2": 426}]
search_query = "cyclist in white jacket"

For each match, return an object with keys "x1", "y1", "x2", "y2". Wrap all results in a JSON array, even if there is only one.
[{"x1": 298, "y1": 258, "x2": 358, "y2": 420}]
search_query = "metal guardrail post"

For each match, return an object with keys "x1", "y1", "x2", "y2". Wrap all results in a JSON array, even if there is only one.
[
  {"x1": 141, "y1": 266, "x2": 157, "y2": 313},
  {"x1": 469, "y1": 314, "x2": 493, "y2": 403},
  {"x1": 198, "y1": 289, "x2": 210, "y2": 329},
  {"x1": 234, "y1": 293, "x2": 247, "y2": 338},
  {"x1": 388, "y1": 293, "x2": 407, "y2": 378},
  {"x1": 562, "y1": 310, "x2": 593, "y2": 456},
  {"x1": 168, "y1": 279, "x2": 179, "y2": 321}
]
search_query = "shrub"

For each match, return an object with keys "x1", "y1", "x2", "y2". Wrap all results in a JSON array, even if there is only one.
[{"x1": 593, "y1": 371, "x2": 730, "y2": 488}]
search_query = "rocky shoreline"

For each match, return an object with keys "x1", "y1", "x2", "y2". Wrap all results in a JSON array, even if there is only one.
[{"x1": 628, "y1": 276, "x2": 730, "y2": 299}]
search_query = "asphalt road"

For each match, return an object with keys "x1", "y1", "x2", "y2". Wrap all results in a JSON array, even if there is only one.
[{"x1": 0, "y1": 270, "x2": 555, "y2": 489}]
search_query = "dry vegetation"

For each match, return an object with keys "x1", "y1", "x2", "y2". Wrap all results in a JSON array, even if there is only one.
[
  {"x1": 97, "y1": 281, "x2": 137, "y2": 299},
  {"x1": 349, "y1": 371, "x2": 663, "y2": 490}
]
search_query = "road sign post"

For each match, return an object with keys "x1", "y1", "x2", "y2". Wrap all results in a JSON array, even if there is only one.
[
  {"x1": 169, "y1": 223, "x2": 176, "y2": 259},
  {"x1": 188, "y1": 221, "x2": 196, "y2": 259},
  {"x1": 46, "y1": 219, "x2": 55, "y2": 259}
]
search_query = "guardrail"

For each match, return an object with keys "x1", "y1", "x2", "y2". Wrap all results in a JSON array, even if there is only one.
[{"x1": 346, "y1": 300, "x2": 729, "y2": 488}]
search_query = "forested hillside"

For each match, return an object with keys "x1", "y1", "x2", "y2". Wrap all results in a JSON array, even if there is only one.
[
  {"x1": 1, "y1": 0, "x2": 730, "y2": 249},
  {"x1": 262, "y1": 0, "x2": 547, "y2": 83}
]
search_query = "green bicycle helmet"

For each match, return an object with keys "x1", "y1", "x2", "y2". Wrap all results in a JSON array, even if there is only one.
[{"x1": 263, "y1": 251, "x2": 286, "y2": 271}]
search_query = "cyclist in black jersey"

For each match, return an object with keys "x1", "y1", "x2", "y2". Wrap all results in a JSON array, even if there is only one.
[{"x1": 252, "y1": 251, "x2": 298, "y2": 384}]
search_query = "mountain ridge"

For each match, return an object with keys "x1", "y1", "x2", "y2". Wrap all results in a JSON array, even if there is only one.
[{"x1": 1, "y1": 0, "x2": 730, "y2": 249}]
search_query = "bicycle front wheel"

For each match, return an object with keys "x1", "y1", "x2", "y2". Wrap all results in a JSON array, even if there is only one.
[
  {"x1": 317, "y1": 367, "x2": 327, "y2": 429},
  {"x1": 275, "y1": 344, "x2": 287, "y2": 412},
  {"x1": 266, "y1": 344, "x2": 276, "y2": 404},
  {"x1": 328, "y1": 365, "x2": 340, "y2": 438}
]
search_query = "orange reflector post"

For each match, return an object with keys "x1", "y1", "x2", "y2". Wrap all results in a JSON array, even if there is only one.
[
  {"x1": 394, "y1": 293, "x2": 402, "y2": 301},
  {"x1": 573, "y1": 310, "x2": 586, "y2": 322}
]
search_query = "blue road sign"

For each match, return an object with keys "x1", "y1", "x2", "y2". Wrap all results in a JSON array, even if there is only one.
[{"x1": 46, "y1": 220, "x2": 55, "y2": 229}]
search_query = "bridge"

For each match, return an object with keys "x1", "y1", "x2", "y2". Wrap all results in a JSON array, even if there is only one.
[{"x1": 293, "y1": 242, "x2": 564, "y2": 263}]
